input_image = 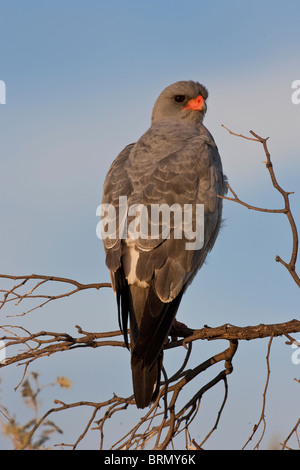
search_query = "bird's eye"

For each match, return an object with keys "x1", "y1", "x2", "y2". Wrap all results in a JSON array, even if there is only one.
[{"x1": 174, "y1": 95, "x2": 186, "y2": 103}]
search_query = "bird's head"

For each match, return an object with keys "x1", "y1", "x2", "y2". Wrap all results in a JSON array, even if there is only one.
[{"x1": 151, "y1": 80, "x2": 208, "y2": 124}]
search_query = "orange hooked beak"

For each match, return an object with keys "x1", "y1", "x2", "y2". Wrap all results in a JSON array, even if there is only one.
[{"x1": 183, "y1": 95, "x2": 206, "y2": 111}]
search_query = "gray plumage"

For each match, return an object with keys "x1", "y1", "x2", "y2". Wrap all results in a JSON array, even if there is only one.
[{"x1": 102, "y1": 80, "x2": 227, "y2": 408}]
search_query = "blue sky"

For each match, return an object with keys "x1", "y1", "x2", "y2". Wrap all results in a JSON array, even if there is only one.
[{"x1": 0, "y1": 0, "x2": 300, "y2": 449}]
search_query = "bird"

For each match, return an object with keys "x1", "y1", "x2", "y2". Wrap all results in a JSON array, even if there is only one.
[{"x1": 101, "y1": 80, "x2": 227, "y2": 408}]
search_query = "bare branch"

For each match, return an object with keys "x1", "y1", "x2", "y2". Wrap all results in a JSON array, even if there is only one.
[
  {"x1": 242, "y1": 335, "x2": 273, "y2": 449},
  {"x1": 281, "y1": 417, "x2": 300, "y2": 450},
  {"x1": 220, "y1": 126, "x2": 300, "y2": 287},
  {"x1": 0, "y1": 324, "x2": 125, "y2": 387},
  {"x1": 221, "y1": 183, "x2": 286, "y2": 214},
  {"x1": 221, "y1": 124, "x2": 259, "y2": 142},
  {"x1": 0, "y1": 273, "x2": 111, "y2": 315}
]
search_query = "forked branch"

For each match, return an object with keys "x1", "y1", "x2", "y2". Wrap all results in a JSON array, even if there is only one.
[{"x1": 220, "y1": 126, "x2": 299, "y2": 287}]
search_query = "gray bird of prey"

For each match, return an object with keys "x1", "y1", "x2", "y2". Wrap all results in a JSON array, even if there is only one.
[{"x1": 101, "y1": 80, "x2": 227, "y2": 408}]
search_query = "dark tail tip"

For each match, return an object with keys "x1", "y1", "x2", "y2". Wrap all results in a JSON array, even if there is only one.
[{"x1": 131, "y1": 358, "x2": 161, "y2": 409}]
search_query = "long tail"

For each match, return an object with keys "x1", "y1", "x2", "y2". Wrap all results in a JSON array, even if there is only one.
[
  {"x1": 128, "y1": 285, "x2": 183, "y2": 409},
  {"x1": 131, "y1": 353, "x2": 162, "y2": 409}
]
